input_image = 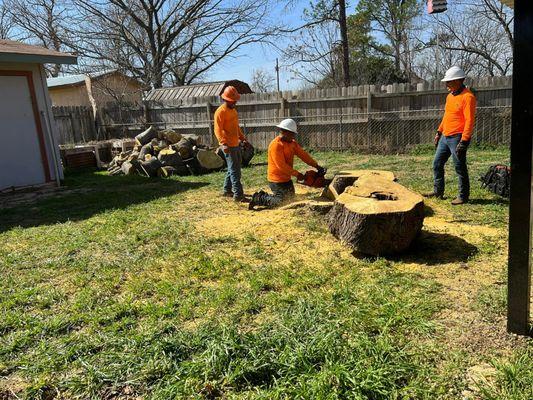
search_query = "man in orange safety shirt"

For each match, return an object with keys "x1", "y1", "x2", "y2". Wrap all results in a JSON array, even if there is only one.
[
  {"x1": 425, "y1": 66, "x2": 477, "y2": 205},
  {"x1": 214, "y1": 86, "x2": 248, "y2": 202},
  {"x1": 248, "y1": 118, "x2": 325, "y2": 210}
]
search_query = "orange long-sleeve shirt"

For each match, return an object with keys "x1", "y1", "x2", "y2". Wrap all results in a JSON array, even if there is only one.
[
  {"x1": 214, "y1": 103, "x2": 245, "y2": 147},
  {"x1": 267, "y1": 136, "x2": 318, "y2": 183},
  {"x1": 438, "y1": 87, "x2": 477, "y2": 142}
]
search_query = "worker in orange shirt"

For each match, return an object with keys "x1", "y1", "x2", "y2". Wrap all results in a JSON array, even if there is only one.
[
  {"x1": 424, "y1": 66, "x2": 477, "y2": 205},
  {"x1": 214, "y1": 86, "x2": 248, "y2": 202},
  {"x1": 248, "y1": 119, "x2": 325, "y2": 210}
]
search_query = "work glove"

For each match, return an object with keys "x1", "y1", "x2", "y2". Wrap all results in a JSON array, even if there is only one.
[
  {"x1": 316, "y1": 165, "x2": 326, "y2": 176},
  {"x1": 434, "y1": 131, "x2": 442, "y2": 148},
  {"x1": 221, "y1": 144, "x2": 230, "y2": 154},
  {"x1": 456, "y1": 140, "x2": 469, "y2": 157},
  {"x1": 296, "y1": 172, "x2": 305, "y2": 181}
]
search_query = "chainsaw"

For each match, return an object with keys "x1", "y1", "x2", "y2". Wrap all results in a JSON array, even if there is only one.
[{"x1": 298, "y1": 167, "x2": 328, "y2": 188}]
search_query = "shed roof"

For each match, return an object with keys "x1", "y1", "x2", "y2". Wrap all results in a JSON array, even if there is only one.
[
  {"x1": 145, "y1": 80, "x2": 253, "y2": 102},
  {"x1": 0, "y1": 39, "x2": 77, "y2": 65}
]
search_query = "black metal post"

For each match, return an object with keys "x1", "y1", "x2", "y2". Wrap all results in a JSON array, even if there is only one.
[{"x1": 508, "y1": 0, "x2": 533, "y2": 335}]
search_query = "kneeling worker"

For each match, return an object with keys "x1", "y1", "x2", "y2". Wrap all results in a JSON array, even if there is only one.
[{"x1": 249, "y1": 119, "x2": 325, "y2": 210}]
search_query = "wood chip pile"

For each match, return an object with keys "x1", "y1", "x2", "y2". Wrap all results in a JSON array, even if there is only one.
[{"x1": 107, "y1": 126, "x2": 254, "y2": 178}]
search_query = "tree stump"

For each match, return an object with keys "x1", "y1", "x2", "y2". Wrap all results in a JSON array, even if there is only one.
[{"x1": 327, "y1": 172, "x2": 424, "y2": 256}]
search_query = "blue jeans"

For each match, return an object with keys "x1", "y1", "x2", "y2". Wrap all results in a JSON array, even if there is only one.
[
  {"x1": 433, "y1": 133, "x2": 470, "y2": 200},
  {"x1": 223, "y1": 146, "x2": 243, "y2": 198}
]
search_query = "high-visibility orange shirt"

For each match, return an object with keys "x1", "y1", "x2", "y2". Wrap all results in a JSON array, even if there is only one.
[
  {"x1": 438, "y1": 87, "x2": 477, "y2": 142},
  {"x1": 267, "y1": 136, "x2": 318, "y2": 183},
  {"x1": 214, "y1": 103, "x2": 245, "y2": 147}
]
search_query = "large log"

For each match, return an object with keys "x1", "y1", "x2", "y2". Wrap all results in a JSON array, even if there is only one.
[
  {"x1": 135, "y1": 126, "x2": 158, "y2": 146},
  {"x1": 187, "y1": 149, "x2": 224, "y2": 175},
  {"x1": 327, "y1": 173, "x2": 424, "y2": 256},
  {"x1": 158, "y1": 148, "x2": 184, "y2": 167}
]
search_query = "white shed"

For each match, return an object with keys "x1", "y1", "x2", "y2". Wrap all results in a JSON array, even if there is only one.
[{"x1": 0, "y1": 40, "x2": 77, "y2": 192}]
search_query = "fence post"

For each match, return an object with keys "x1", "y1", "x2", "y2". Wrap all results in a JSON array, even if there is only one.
[
  {"x1": 206, "y1": 102, "x2": 215, "y2": 146},
  {"x1": 367, "y1": 92, "x2": 372, "y2": 150},
  {"x1": 280, "y1": 95, "x2": 287, "y2": 118},
  {"x1": 143, "y1": 100, "x2": 151, "y2": 126}
]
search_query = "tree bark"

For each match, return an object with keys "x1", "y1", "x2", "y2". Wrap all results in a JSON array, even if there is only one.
[
  {"x1": 338, "y1": 0, "x2": 351, "y2": 87},
  {"x1": 327, "y1": 173, "x2": 424, "y2": 256}
]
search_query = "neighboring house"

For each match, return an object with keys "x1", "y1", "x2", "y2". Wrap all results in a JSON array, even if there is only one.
[
  {"x1": 144, "y1": 79, "x2": 253, "y2": 102},
  {"x1": 47, "y1": 70, "x2": 143, "y2": 111},
  {"x1": 0, "y1": 39, "x2": 76, "y2": 191}
]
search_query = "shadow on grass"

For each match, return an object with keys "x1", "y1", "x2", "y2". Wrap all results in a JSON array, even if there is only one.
[
  {"x1": 468, "y1": 197, "x2": 509, "y2": 206},
  {"x1": 397, "y1": 230, "x2": 479, "y2": 266},
  {"x1": 0, "y1": 170, "x2": 209, "y2": 232}
]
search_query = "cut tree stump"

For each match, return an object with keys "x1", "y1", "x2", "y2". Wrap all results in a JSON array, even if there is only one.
[{"x1": 327, "y1": 172, "x2": 424, "y2": 256}]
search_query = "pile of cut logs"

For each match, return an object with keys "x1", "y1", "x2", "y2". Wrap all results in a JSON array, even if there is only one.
[{"x1": 107, "y1": 126, "x2": 254, "y2": 177}]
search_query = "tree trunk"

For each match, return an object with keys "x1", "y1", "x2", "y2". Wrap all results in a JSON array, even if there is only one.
[
  {"x1": 327, "y1": 172, "x2": 424, "y2": 256},
  {"x1": 338, "y1": 0, "x2": 351, "y2": 87}
]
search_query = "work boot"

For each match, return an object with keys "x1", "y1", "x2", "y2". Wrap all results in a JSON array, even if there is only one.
[
  {"x1": 221, "y1": 191, "x2": 233, "y2": 198},
  {"x1": 248, "y1": 190, "x2": 267, "y2": 210},
  {"x1": 423, "y1": 192, "x2": 444, "y2": 199},
  {"x1": 451, "y1": 197, "x2": 467, "y2": 205},
  {"x1": 234, "y1": 195, "x2": 250, "y2": 203}
]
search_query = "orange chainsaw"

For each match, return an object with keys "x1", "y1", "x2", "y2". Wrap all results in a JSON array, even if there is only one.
[{"x1": 298, "y1": 167, "x2": 328, "y2": 188}]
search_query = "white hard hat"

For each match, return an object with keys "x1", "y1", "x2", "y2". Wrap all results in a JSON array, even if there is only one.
[
  {"x1": 441, "y1": 66, "x2": 466, "y2": 82},
  {"x1": 276, "y1": 118, "x2": 298, "y2": 134}
]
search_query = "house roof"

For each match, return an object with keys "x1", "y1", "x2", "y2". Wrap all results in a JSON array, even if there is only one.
[
  {"x1": 499, "y1": 0, "x2": 513, "y2": 8},
  {"x1": 48, "y1": 70, "x2": 112, "y2": 88},
  {"x1": 47, "y1": 70, "x2": 141, "y2": 89},
  {"x1": 145, "y1": 79, "x2": 253, "y2": 102},
  {"x1": 0, "y1": 39, "x2": 77, "y2": 65}
]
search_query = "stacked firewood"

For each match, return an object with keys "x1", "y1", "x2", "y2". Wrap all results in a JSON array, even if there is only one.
[{"x1": 107, "y1": 126, "x2": 254, "y2": 178}]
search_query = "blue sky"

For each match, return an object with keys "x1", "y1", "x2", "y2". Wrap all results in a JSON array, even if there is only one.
[{"x1": 207, "y1": 1, "x2": 358, "y2": 90}]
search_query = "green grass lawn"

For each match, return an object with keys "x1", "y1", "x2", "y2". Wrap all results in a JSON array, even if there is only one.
[{"x1": 1, "y1": 146, "x2": 531, "y2": 399}]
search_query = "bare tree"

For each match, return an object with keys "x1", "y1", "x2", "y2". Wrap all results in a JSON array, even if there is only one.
[
  {"x1": 281, "y1": 1, "x2": 350, "y2": 87},
  {"x1": 73, "y1": 0, "x2": 279, "y2": 89},
  {"x1": 0, "y1": 4, "x2": 15, "y2": 39},
  {"x1": 6, "y1": 0, "x2": 77, "y2": 76},
  {"x1": 251, "y1": 68, "x2": 275, "y2": 93},
  {"x1": 282, "y1": 19, "x2": 343, "y2": 87},
  {"x1": 428, "y1": 0, "x2": 513, "y2": 77}
]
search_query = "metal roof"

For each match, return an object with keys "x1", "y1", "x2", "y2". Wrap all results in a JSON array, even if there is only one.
[
  {"x1": 145, "y1": 80, "x2": 253, "y2": 102},
  {"x1": 0, "y1": 39, "x2": 77, "y2": 65},
  {"x1": 46, "y1": 70, "x2": 141, "y2": 89}
]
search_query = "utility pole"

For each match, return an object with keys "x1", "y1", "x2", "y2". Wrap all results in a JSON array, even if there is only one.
[{"x1": 275, "y1": 58, "x2": 280, "y2": 92}]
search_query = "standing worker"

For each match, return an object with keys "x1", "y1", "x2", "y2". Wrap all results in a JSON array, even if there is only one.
[
  {"x1": 214, "y1": 85, "x2": 248, "y2": 202},
  {"x1": 249, "y1": 119, "x2": 325, "y2": 210},
  {"x1": 424, "y1": 66, "x2": 477, "y2": 205}
]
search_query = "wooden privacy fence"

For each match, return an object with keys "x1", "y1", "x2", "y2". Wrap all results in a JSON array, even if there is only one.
[
  {"x1": 54, "y1": 76, "x2": 513, "y2": 151},
  {"x1": 52, "y1": 106, "x2": 98, "y2": 144}
]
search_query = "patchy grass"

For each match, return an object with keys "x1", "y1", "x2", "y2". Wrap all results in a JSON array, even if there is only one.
[{"x1": 1, "y1": 147, "x2": 531, "y2": 399}]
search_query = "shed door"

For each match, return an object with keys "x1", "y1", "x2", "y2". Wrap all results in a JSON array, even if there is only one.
[{"x1": 0, "y1": 74, "x2": 47, "y2": 190}]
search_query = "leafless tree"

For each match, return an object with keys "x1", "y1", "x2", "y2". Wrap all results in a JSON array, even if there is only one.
[
  {"x1": 0, "y1": 4, "x2": 15, "y2": 39},
  {"x1": 281, "y1": 1, "x2": 350, "y2": 87},
  {"x1": 251, "y1": 68, "x2": 275, "y2": 93},
  {"x1": 6, "y1": 0, "x2": 77, "y2": 76},
  {"x1": 281, "y1": 14, "x2": 344, "y2": 88},
  {"x1": 73, "y1": 0, "x2": 279, "y2": 89},
  {"x1": 413, "y1": 0, "x2": 513, "y2": 80},
  {"x1": 432, "y1": 0, "x2": 513, "y2": 77}
]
